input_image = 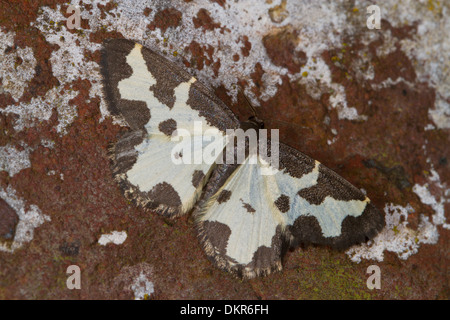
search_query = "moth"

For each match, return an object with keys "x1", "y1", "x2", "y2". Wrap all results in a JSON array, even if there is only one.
[{"x1": 101, "y1": 39, "x2": 385, "y2": 279}]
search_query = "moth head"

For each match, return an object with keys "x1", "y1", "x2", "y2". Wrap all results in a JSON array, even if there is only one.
[{"x1": 247, "y1": 115, "x2": 264, "y2": 129}]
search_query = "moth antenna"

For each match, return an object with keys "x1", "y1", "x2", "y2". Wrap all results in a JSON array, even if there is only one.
[
  {"x1": 238, "y1": 87, "x2": 258, "y2": 119},
  {"x1": 264, "y1": 118, "x2": 311, "y2": 131}
]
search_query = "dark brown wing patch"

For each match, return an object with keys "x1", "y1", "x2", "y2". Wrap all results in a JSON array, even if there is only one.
[
  {"x1": 288, "y1": 202, "x2": 385, "y2": 250},
  {"x1": 158, "y1": 118, "x2": 177, "y2": 136},
  {"x1": 297, "y1": 164, "x2": 365, "y2": 205},
  {"x1": 274, "y1": 194, "x2": 290, "y2": 213},
  {"x1": 240, "y1": 199, "x2": 256, "y2": 213},
  {"x1": 217, "y1": 189, "x2": 232, "y2": 204},
  {"x1": 196, "y1": 221, "x2": 286, "y2": 279},
  {"x1": 147, "y1": 182, "x2": 182, "y2": 209},
  {"x1": 192, "y1": 170, "x2": 205, "y2": 188},
  {"x1": 101, "y1": 39, "x2": 150, "y2": 130}
]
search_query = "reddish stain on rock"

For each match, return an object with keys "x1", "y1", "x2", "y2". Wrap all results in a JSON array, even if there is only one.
[
  {"x1": 262, "y1": 28, "x2": 307, "y2": 74},
  {"x1": 213, "y1": 84, "x2": 252, "y2": 122},
  {"x1": 372, "y1": 50, "x2": 416, "y2": 83},
  {"x1": 94, "y1": 1, "x2": 117, "y2": 20},
  {"x1": 250, "y1": 62, "x2": 265, "y2": 98},
  {"x1": 7, "y1": 28, "x2": 61, "y2": 103},
  {"x1": 89, "y1": 29, "x2": 123, "y2": 44},
  {"x1": 210, "y1": 0, "x2": 226, "y2": 7},
  {"x1": 240, "y1": 35, "x2": 252, "y2": 57},
  {"x1": 186, "y1": 40, "x2": 218, "y2": 74},
  {"x1": 0, "y1": 91, "x2": 16, "y2": 109},
  {"x1": 148, "y1": 7, "x2": 182, "y2": 33},
  {"x1": 383, "y1": 19, "x2": 418, "y2": 41},
  {"x1": 193, "y1": 8, "x2": 221, "y2": 31},
  {"x1": 143, "y1": 7, "x2": 152, "y2": 17},
  {"x1": 0, "y1": 0, "x2": 66, "y2": 31},
  {"x1": 187, "y1": 41, "x2": 206, "y2": 70},
  {"x1": 212, "y1": 58, "x2": 221, "y2": 77},
  {"x1": 259, "y1": 75, "x2": 328, "y2": 152},
  {"x1": 0, "y1": 198, "x2": 18, "y2": 241}
]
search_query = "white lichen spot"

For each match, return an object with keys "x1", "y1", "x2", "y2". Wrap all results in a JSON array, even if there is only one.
[
  {"x1": 41, "y1": 139, "x2": 55, "y2": 149},
  {"x1": 329, "y1": 85, "x2": 368, "y2": 121},
  {"x1": 327, "y1": 137, "x2": 337, "y2": 145},
  {"x1": 413, "y1": 169, "x2": 449, "y2": 229},
  {"x1": 113, "y1": 262, "x2": 155, "y2": 299},
  {"x1": 131, "y1": 271, "x2": 155, "y2": 300},
  {"x1": 0, "y1": 29, "x2": 37, "y2": 101},
  {"x1": 346, "y1": 203, "x2": 439, "y2": 263},
  {"x1": 429, "y1": 99, "x2": 450, "y2": 130},
  {"x1": 0, "y1": 144, "x2": 31, "y2": 177},
  {"x1": 98, "y1": 230, "x2": 128, "y2": 245},
  {"x1": 0, "y1": 186, "x2": 51, "y2": 253},
  {"x1": 2, "y1": 87, "x2": 78, "y2": 133}
]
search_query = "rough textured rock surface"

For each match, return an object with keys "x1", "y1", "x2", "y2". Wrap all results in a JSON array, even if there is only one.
[{"x1": 0, "y1": 0, "x2": 448, "y2": 299}]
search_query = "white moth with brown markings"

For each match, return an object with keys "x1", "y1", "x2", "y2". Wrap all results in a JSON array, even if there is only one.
[{"x1": 101, "y1": 39, "x2": 385, "y2": 279}]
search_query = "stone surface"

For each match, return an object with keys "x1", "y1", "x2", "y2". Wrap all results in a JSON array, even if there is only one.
[
  {"x1": 0, "y1": 198, "x2": 18, "y2": 240},
  {"x1": 0, "y1": 0, "x2": 448, "y2": 299}
]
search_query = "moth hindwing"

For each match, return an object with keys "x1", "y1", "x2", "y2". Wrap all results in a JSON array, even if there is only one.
[{"x1": 101, "y1": 39, "x2": 385, "y2": 279}]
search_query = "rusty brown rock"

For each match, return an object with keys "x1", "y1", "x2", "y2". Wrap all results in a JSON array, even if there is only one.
[
  {"x1": 0, "y1": 0, "x2": 447, "y2": 301},
  {"x1": 193, "y1": 8, "x2": 221, "y2": 31},
  {"x1": 148, "y1": 7, "x2": 182, "y2": 33},
  {"x1": 262, "y1": 27, "x2": 307, "y2": 74},
  {"x1": 0, "y1": 198, "x2": 18, "y2": 241}
]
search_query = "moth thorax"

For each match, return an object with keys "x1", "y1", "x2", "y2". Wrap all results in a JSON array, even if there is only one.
[{"x1": 239, "y1": 116, "x2": 264, "y2": 134}]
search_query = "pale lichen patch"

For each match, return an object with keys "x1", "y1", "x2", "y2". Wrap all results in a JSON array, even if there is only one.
[
  {"x1": 131, "y1": 271, "x2": 155, "y2": 300},
  {"x1": 2, "y1": 87, "x2": 78, "y2": 133},
  {"x1": 0, "y1": 144, "x2": 31, "y2": 177},
  {"x1": 0, "y1": 186, "x2": 51, "y2": 253},
  {"x1": 98, "y1": 230, "x2": 128, "y2": 245},
  {"x1": 346, "y1": 203, "x2": 439, "y2": 263},
  {"x1": 0, "y1": 29, "x2": 37, "y2": 101},
  {"x1": 413, "y1": 169, "x2": 449, "y2": 229}
]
